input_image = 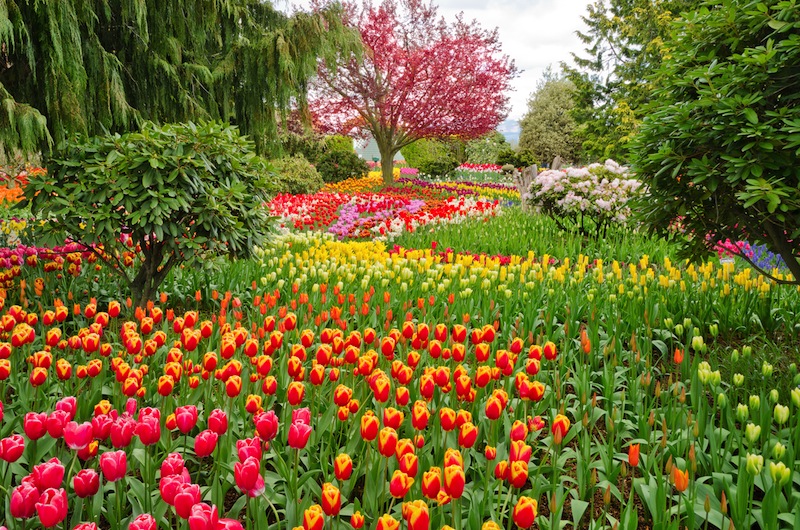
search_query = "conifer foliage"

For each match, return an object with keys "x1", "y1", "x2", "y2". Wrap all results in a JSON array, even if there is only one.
[{"x1": 0, "y1": 0, "x2": 357, "y2": 156}]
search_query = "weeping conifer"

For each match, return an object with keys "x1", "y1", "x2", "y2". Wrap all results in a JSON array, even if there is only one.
[{"x1": 0, "y1": 0, "x2": 357, "y2": 157}]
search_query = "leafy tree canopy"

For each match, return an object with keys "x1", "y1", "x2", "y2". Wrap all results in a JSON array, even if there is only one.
[
  {"x1": 311, "y1": 0, "x2": 516, "y2": 184},
  {"x1": 0, "y1": 0, "x2": 358, "y2": 157},
  {"x1": 632, "y1": 0, "x2": 800, "y2": 283},
  {"x1": 23, "y1": 121, "x2": 276, "y2": 307},
  {"x1": 519, "y1": 67, "x2": 580, "y2": 165}
]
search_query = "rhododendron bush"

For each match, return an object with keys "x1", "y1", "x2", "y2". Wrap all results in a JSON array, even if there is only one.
[{"x1": 527, "y1": 160, "x2": 643, "y2": 237}]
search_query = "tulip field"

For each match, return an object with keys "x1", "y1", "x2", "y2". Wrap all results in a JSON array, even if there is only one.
[{"x1": 1, "y1": 169, "x2": 800, "y2": 530}]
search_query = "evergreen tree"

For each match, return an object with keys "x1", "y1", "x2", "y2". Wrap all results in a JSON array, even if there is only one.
[
  {"x1": 518, "y1": 68, "x2": 579, "y2": 165},
  {"x1": 0, "y1": 0, "x2": 358, "y2": 157},
  {"x1": 563, "y1": 0, "x2": 702, "y2": 161}
]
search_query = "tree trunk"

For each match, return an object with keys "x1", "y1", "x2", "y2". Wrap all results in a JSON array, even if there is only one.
[{"x1": 377, "y1": 139, "x2": 396, "y2": 185}]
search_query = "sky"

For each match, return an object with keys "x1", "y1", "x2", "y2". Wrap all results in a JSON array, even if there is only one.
[
  {"x1": 433, "y1": 0, "x2": 589, "y2": 125},
  {"x1": 281, "y1": 0, "x2": 590, "y2": 126}
]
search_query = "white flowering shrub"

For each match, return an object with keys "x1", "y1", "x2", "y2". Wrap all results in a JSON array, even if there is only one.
[{"x1": 527, "y1": 159, "x2": 644, "y2": 236}]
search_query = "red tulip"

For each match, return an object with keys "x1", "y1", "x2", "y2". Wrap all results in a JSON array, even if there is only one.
[
  {"x1": 402, "y1": 499, "x2": 430, "y2": 530},
  {"x1": 421, "y1": 467, "x2": 441, "y2": 500},
  {"x1": 509, "y1": 461, "x2": 529, "y2": 488},
  {"x1": 292, "y1": 408, "x2": 311, "y2": 425},
  {"x1": 160, "y1": 452, "x2": 186, "y2": 477},
  {"x1": 35, "y1": 488, "x2": 68, "y2": 528},
  {"x1": 457, "y1": 422, "x2": 478, "y2": 449},
  {"x1": 375, "y1": 514, "x2": 400, "y2": 530},
  {"x1": 253, "y1": 410, "x2": 279, "y2": 441},
  {"x1": 360, "y1": 411, "x2": 380, "y2": 441},
  {"x1": 443, "y1": 465, "x2": 465, "y2": 498},
  {"x1": 236, "y1": 437, "x2": 263, "y2": 462},
  {"x1": 234, "y1": 457, "x2": 265, "y2": 497},
  {"x1": 128, "y1": 514, "x2": 157, "y2": 530},
  {"x1": 99, "y1": 450, "x2": 127, "y2": 482},
  {"x1": 46, "y1": 410, "x2": 70, "y2": 438},
  {"x1": 288, "y1": 421, "x2": 313, "y2": 449},
  {"x1": 135, "y1": 414, "x2": 161, "y2": 446},
  {"x1": 188, "y1": 502, "x2": 219, "y2": 530},
  {"x1": 509, "y1": 440, "x2": 532, "y2": 464},
  {"x1": 32, "y1": 457, "x2": 65, "y2": 490},
  {"x1": 208, "y1": 409, "x2": 228, "y2": 435},
  {"x1": 552, "y1": 414, "x2": 570, "y2": 444},
  {"x1": 73, "y1": 523, "x2": 98, "y2": 530},
  {"x1": 389, "y1": 470, "x2": 414, "y2": 498},
  {"x1": 175, "y1": 405, "x2": 199, "y2": 434},
  {"x1": 72, "y1": 469, "x2": 100, "y2": 498},
  {"x1": 628, "y1": 443, "x2": 641, "y2": 467},
  {"x1": 173, "y1": 483, "x2": 202, "y2": 519},
  {"x1": 0, "y1": 434, "x2": 25, "y2": 462},
  {"x1": 159, "y1": 474, "x2": 190, "y2": 505},
  {"x1": 439, "y1": 408, "x2": 457, "y2": 431},
  {"x1": 287, "y1": 381, "x2": 305, "y2": 405},
  {"x1": 217, "y1": 520, "x2": 244, "y2": 530},
  {"x1": 378, "y1": 427, "x2": 398, "y2": 458},
  {"x1": 351, "y1": 511, "x2": 365, "y2": 529},
  {"x1": 64, "y1": 421, "x2": 93, "y2": 450},
  {"x1": 10, "y1": 482, "x2": 39, "y2": 518},
  {"x1": 24, "y1": 412, "x2": 48, "y2": 440},
  {"x1": 193, "y1": 429, "x2": 218, "y2": 458},
  {"x1": 398, "y1": 453, "x2": 419, "y2": 478},
  {"x1": 110, "y1": 416, "x2": 136, "y2": 448}
]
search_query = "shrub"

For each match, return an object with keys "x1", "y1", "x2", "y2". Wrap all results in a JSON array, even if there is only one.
[
  {"x1": 527, "y1": 159, "x2": 643, "y2": 237},
  {"x1": 496, "y1": 147, "x2": 537, "y2": 169},
  {"x1": 402, "y1": 139, "x2": 457, "y2": 177},
  {"x1": 24, "y1": 121, "x2": 275, "y2": 307},
  {"x1": 271, "y1": 155, "x2": 325, "y2": 194},
  {"x1": 466, "y1": 132, "x2": 510, "y2": 165},
  {"x1": 316, "y1": 149, "x2": 369, "y2": 183}
]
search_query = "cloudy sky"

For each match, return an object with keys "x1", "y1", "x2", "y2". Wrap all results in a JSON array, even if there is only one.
[{"x1": 433, "y1": 0, "x2": 589, "y2": 122}]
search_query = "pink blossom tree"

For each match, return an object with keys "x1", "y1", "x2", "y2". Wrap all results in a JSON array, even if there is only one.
[{"x1": 311, "y1": 0, "x2": 517, "y2": 183}]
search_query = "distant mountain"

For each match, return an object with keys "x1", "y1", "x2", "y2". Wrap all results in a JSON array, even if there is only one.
[{"x1": 497, "y1": 119, "x2": 520, "y2": 146}]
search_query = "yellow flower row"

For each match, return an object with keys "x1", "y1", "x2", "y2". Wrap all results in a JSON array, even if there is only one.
[{"x1": 321, "y1": 174, "x2": 383, "y2": 193}]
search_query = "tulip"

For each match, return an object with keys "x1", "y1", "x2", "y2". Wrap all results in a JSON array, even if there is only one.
[
  {"x1": 174, "y1": 483, "x2": 202, "y2": 519},
  {"x1": 443, "y1": 464, "x2": 465, "y2": 498},
  {"x1": 745, "y1": 453, "x2": 763, "y2": 476},
  {"x1": 509, "y1": 461, "x2": 529, "y2": 488},
  {"x1": 458, "y1": 422, "x2": 478, "y2": 449},
  {"x1": 188, "y1": 503, "x2": 219, "y2": 530},
  {"x1": 237, "y1": 437, "x2": 263, "y2": 462},
  {"x1": 208, "y1": 409, "x2": 228, "y2": 435},
  {"x1": 552, "y1": 414, "x2": 570, "y2": 444},
  {"x1": 0, "y1": 434, "x2": 25, "y2": 462},
  {"x1": 254, "y1": 410, "x2": 279, "y2": 441},
  {"x1": 63, "y1": 421, "x2": 94, "y2": 451},
  {"x1": 135, "y1": 414, "x2": 161, "y2": 446},
  {"x1": 35, "y1": 488, "x2": 68, "y2": 528},
  {"x1": 46, "y1": 410, "x2": 70, "y2": 438},
  {"x1": 110, "y1": 416, "x2": 136, "y2": 448},
  {"x1": 402, "y1": 499, "x2": 430, "y2": 530},
  {"x1": 321, "y1": 482, "x2": 341, "y2": 516},
  {"x1": 128, "y1": 514, "x2": 157, "y2": 530},
  {"x1": 513, "y1": 496, "x2": 538, "y2": 528},
  {"x1": 287, "y1": 381, "x2": 306, "y2": 405},
  {"x1": 175, "y1": 405, "x2": 199, "y2": 434},
  {"x1": 628, "y1": 443, "x2": 640, "y2": 467},
  {"x1": 73, "y1": 524, "x2": 98, "y2": 530},
  {"x1": 439, "y1": 407, "x2": 457, "y2": 431},
  {"x1": 351, "y1": 511, "x2": 365, "y2": 529},
  {"x1": 378, "y1": 427, "x2": 398, "y2": 457},
  {"x1": 302, "y1": 504, "x2": 325, "y2": 530},
  {"x1": 360, "y1": 411, "x2": 380, "y2": 441},
  {"x1": 292, "y1": 408, "x2": 311, "y2": 425},
  {"x1": 72, "y1": 469, "x2": 100, "y2": 498},
  {"x1": 159, "y1": 474, "x2": 190, "y2": 505},
  {"x1": 99, "y1": 450, "x2": 127, "y2": 482},
  {"x1": 422, "y1": 467, "x2": 442, "y2": 499},
  {"x1": 24, "y1": 412, "x2": 48, "y2": 440},
  {"x1": 10, "y1": 482, "x2": 39, "y2": 518},
  {"x1": 398, "y1": 453, "x2": 419, "y2": 478},
  {"x1": 288, "y1": 421, "x2": 313, "y2": 449},
  {"x1": 672, "y1": 467, "x2": 689, "y2": 492},
  {"x1": 194, "y1": 429, "x2": 218, "y2": 458},
  {"x1": 32, "y1": 457, "x2": 65, "y2": 490},
  {"x1": 334, "y1": 453, "x2": 353, "y2": 480},
  {"x1": 234, "y1": 457, "x2": 265, "y2": 497},
  {"x1": 389, "y1": 470, "x2": 414, "y2": 498},
  {"x1": 217, "y1": 520, "x2": 245, "y2": 530},
  {"x1": 161, "y1": 452, "x2": 186, "y2": 477},
  {"x1": 375, "y1": 514, "x2": 400, "y2": 530}
]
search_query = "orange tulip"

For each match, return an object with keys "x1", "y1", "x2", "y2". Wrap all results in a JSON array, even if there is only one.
[
  {"x1": 439, "y1": 407, "x2": 457, "y2": 431},
  {"x1": 360, "y1": 411, "x2": 380, "y2": 441},
  {"x1": 350, "y1": 511, "x2": 365, "y2": 529},
  {"x1": 302, "y1": 504, "x2": 324, "y2": 530},
  {"x1": 378, "y1": 427, "x2": 398, "y2": 458},
  {"x1": 320, "y1": 483, "x2": 341, "y2": 516},
  {"x1": 389, "y1": 470, "x2": 414, "y2": 498},
  {"x1": 443, "y1": 464, "x2": 465, "y2": 498},
  {"x1": 673, "y1": 348, "x2": 684, "y2": 364},
  {"x1": 509, "y1": 460, "x2": 529, "y2": 488},
  {"x1": 672, "y1": 467, "x2": 689, "y2": 492},
  {"x1": 402, "y1": 499, "x2": 430, "y2": 530},
  {"x1": 375, "y1": 514, "x2": 400, "y2": 530},
  {"x1": 552, "y1": 414, "x2": 570, "y2": 444},
  {"x1": 628, "y1": 443, "x2": 640, "y2": 467}
]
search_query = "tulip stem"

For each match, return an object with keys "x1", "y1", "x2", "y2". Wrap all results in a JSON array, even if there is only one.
[{"x1": 116, "y1": 479, "x2": 123, "y2": 527}]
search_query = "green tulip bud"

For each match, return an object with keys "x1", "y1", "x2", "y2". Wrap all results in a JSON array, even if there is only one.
[
  {"x1": 691, "y1": 335, "x2": 704, "y2": 352},
  {"x1": 745, "y1": 453, "x2": 763, "y2": 476},
  {"x1": 684, "y1": 317, "x2": 693, "y2": 329},
  {"x1": 791, "y1": 388, "x2": 800, "y2": 408},
  {"x1": 772, "y1": 442, "x2": 786, "y2": 460},
  {"x1": 674, "y1": 324, "x2": 684, "y2": 336},
  {"x1": 742, "y1": 345, "x2": 752, "y2": 358},
  {"x1": 663, "y1": 317, "x2": 673, "y2": 329},
  {"x1": 736, "y1": 403, "x2": 749, "y2": 422},
  {"x1": 769, "y1": 389, "x2": 779, "y2": 404},
  {"x1": 608, "y1": 294, "x2": 616, "y2": 303},
  {"x1": 749, "y1": 395, "x2": 761, "y2": 411},
  {"x1": 745, "y1": 423, "x2": 761, "y2": 445},
  {"x1": 773, "y1": 404, "x2": 789, "y2": 425},
  {"x1": 730, "y1": 349, "x2": 740, "y2": 362},
  {"x1": 709, "y1": 323, "x2": 718, "y2": 338},
  {"x1": 733, "y1": 373, "x2": 744, "y2": 387},
  {"x1": 717, "y1": 392, "x2": 728, "y2": 408},
  {"x1": 790, "y1": 363, "x2": 797, "y2": 376},
  {"x1": 769, "y1": 461, "x2": 791, "y2": 486},
  {"x1": 762, "y1": 361, "x2": 773, "y2": 377},
  {"x1": 711, "y1": 370, "x2": 721, "y2": 386}
]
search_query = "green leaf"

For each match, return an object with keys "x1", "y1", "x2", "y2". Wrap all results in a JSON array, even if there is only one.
[{"x1": 744, "y1": 108, "x2": 758, "y2": 124}]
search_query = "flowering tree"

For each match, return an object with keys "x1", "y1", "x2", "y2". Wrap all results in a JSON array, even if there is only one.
[{"x1": 311, "y1": 0, "x2": 516, "y2": 184}]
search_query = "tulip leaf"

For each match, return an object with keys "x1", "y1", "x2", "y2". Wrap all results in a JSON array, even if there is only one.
[{"x1": 570, "y1": 499, "x2": 590, "y2": 528}]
